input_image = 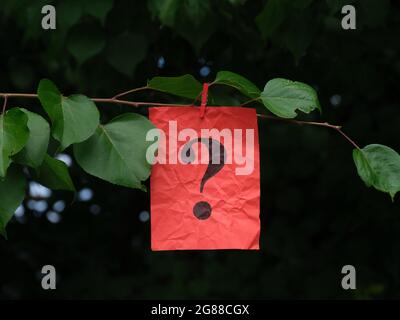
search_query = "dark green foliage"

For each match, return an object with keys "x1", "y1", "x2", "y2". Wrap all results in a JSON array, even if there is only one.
[{"x1": 0, "y1": 0, "x2": 399, "y2": 299}]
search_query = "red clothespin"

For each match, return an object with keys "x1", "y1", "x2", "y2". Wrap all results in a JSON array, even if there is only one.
[{"x1": 199, "y1": 83, "x2": 209, "y2": 119}]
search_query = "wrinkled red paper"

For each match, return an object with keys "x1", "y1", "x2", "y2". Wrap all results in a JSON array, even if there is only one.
[{"x1": 150, "y1": 107, "x2": 260, "y2": 250}]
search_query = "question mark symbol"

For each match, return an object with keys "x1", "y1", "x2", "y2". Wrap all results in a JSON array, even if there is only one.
[{"x1": 181, "y1": 137, "x2": 226, "y2": 220}]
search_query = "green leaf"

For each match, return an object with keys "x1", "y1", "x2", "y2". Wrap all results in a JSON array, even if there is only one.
[
  {"x1": 83, "y1": 0, "x2": 113, "y2": 24},
  {"x1": 148, "y1": 0, "x2": 180, "y2": 26},
  {"x1": 57, "y1": 0, "x2": 83, "y2": 31},
  {"x1": 292, "y1": 0, "x2": 314, "y2": 9},
  {"x1": 325, "y1": 0, "x2": 355, "y2": 14},
  {"x1": 147, "y1": 74, "x2": 202, "y2": 99},
  {"x1": 183, "y1": 0, "x2": 211, "y2": 24},
  {"x1": 36, "y1": 154, "x2": 75, "y2": 191},
  {"x1": 282, "y1": 16, "x2": 314, "y2": 62},
  {"x1": 67, "y1": 21, "x2": 105, "y2": 64},
  {"x1": 353, "y1": 144, "x2": 400, "y2": 200},
  {"x1": 74, "y1": 113, "x2": 156, "y2": 190},
  {"x1": 37, "y1": 79, "x2": 100, "y2": 150},
  {"x1": 13, "y1": 109, "x2": 50, "y2": 168},
  {"x1": 256, "y1": 0, "x2": 285, "y2": 40},
  {"x1": 151, "y1": 1, "x2": 216, "y2": 52},
  {"x1": 260, "y1": 78, "x2": 321, "y2": 118},
  {"x1": 173, "y1": 1, "x2": 215, "y2": 53},
  {"x1": 107, "y1": 33, "x2": 148, "y2": 76},
  {"x1": 0, "y1": 166, "x2": 26, "y2": 237},
  {"x1": 0, "y1": 108, "x2": 29, "y2": 177},
  {"x1": 214, "y1": 71, "x2": 261, "y2": 99},
  {"x1": 9, "y1": 62, "x2": 34, "y2": 90}
]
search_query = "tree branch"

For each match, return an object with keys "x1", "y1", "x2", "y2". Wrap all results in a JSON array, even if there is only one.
[
  {"x1": 257, "y1": 114, "x2": 361, "y2": 149},
  {"x1": 256, "y1": 114, "x2": 342, "y2": 130},
  {"x1": 91, "y1": 98, "x2": 192, "y2": 107},
  {"x1": 0, "y1": 91, "x2": 361, "y2": 149}
]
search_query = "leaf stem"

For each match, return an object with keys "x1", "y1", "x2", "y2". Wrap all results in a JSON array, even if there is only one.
[
  {"x1": 242, "y1": 97, "x2": 261, "y2": 106},
  {"x1": 112, "y1": 86, "x2": 148, "y2": 99},
  {"x1": 1, "y1": 94, "x2": 7, "y2": 114},
  {"x1": 335, "y1": 128, "x2": 361, "y2": 150}
]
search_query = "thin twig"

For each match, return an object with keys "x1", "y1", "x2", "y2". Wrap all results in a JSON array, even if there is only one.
[
  {"x1": 112, "y1": 86, "x2": 148, "y2": 99},
  {"x1": 242, "y1": 97, "x2": 261, "y2": 106},
  {"x1": 0, "y1": 93, "x2": 37, "y2": 99},
  {"x1": 2, "y1": 94, "x2": 7, "y2": 114},
  {"x1": 258, "y1": 113, "x2": 361, "y2": 149},
  {"x1": 257, "y1": 114, "x2": 342, "y2": 130},
  {"x1": 336, "y1": 128, "x2": 361, "y2": 149},
  {"x1": 190, "y1": 91, "x2": 203, "y2": 106}
]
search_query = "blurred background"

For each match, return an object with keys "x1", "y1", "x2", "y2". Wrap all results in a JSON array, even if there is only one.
[{"x1": 0, "y1": 0, "x2": 399, "y2": 299}]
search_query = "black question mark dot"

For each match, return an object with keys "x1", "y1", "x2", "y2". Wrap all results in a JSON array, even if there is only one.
[
  {"x1": 182, "y1": 138, "x2": 226, "y2": 221},
  {"x1": 193, "y1": 201, "x2": 212, "y2": 220}
]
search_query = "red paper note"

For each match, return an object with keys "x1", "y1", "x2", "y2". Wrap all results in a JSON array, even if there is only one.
[{"x1": 149, "y1": 107, "x2": 260, "y2": 250}]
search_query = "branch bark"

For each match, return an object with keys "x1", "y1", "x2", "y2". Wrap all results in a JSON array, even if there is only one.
[
  {"x1": 257, "y1": 114, "x2": 360, "y2": 149},
  {"x1": 0, "y1": 91, "x2": 360, "y2": 149}
]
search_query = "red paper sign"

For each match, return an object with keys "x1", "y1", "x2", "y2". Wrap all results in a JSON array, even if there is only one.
[{"x1": 149, "y1": 106, "x2": 260, "y2": 250}]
